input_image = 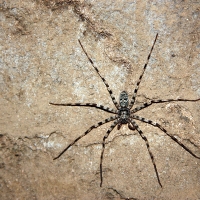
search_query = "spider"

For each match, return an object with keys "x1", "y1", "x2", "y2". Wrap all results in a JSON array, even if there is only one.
[{"x1": 50, "y1": 34, "x2": 200, "y2": 187}]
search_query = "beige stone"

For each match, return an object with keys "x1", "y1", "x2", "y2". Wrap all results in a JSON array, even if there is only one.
[{"x1": 0, "y1": 0, "x2": 200, "y2": 199}]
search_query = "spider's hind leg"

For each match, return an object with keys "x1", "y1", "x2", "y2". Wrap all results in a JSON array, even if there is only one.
[
  {"x1": 78, "y1": 39, "x2": 119, "y2": 109},
  {"x1": 129, "y1": 33, "x2": 158, "y2": 109}
]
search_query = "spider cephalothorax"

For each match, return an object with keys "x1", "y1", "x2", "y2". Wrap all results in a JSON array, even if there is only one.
[{"x1": 50, "y1": 34, "x2": 200, "y2": 187}]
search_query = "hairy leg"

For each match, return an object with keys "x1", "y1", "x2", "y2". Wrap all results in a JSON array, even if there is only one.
[
  {"x1": 100, "y1": 121, "x2": 118, "y2": 187},
  {"x1": 78, "y1": 39, "x2": 119, "y2": 109},
  {"x1": 54, "y1": 116, "x2": 117, "y2": 160},
  {"x1": 131, "y1": 98, "x2": 200, "y2": 113},
  {"x1": 129, "y1": 33, "x2": 158, "y2": 108},
  {"x1": 132, "y1": 115, "x2": 200, "y2": 159},
  {"x1": 50, "y1": 102, "x2": 117, "y2": 114},
  {"x1": 130, "y1": 119, "x2": 162, "y2": 187}
]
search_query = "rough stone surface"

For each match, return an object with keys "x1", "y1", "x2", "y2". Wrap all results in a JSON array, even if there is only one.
[{"x1": 0, "y1": 0, "x2": 200, "y2": 199}]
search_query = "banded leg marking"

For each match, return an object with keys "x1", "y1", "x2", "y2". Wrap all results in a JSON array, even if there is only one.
[
  {"x1": 132, "y1": 115, "x2": 200, "y2": 159},
  {"x1": 78, "y1": 39, "x2": 119, "y2": 109},
  {"x1": 100, "y1": 120, "x2": 118, "y2": 187},
  {"x1": 53, "y1": 116, "x2": 117, "y2": 160},
  {"x1": 131, "y1": 98, "x2": 200, "y2": 113},
  {"x1": 129, "y1": 33, "x2": 158, "y2": 108},
  {"x1": 130, "y1": 119, "x2": 162, "y2": 187},
  {"x1": 49, "y1": 102, "x2": 118, "y2": 114}
]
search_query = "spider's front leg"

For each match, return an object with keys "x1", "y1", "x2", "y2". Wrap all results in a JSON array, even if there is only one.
[
  {"x1": 100, "y1": 120, "x2": 118, "y2": 187},
  {"x1": 128, "y1": 123, "x2": 136, "y2": 131},
  {"x1": 132, "y1": 115, "x2": 200, "y2": 159},
  {"x1": 53, "y1": 116, "x2": 117, "y2": 160},
  {"x1": 130, "y1": 119, "x2": 162, "y2": 187},
  {"x1": 117, "y1": 123, "x2": 122, "y2": 130}
]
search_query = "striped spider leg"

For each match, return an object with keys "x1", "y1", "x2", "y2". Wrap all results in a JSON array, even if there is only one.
[
  {"x1": 50, "y1": 34, "x2": 159, "y2": 187},
  {"x1": 50, "y1": 33, "x2": 200, "y2": 188},
  {"x1": 78, "y1": 39, "x2": 119, "y2": 109},
  {"x1": 129, "y1": 97, "x2": 200, "y2": 187},
  {"x1": 129, "y1": 33, "x2": 158, "y2": 108},
  {"x1": 128, "y1": 119, "x2": 162, "y2": 187},
  {"x1": 131, "y1": 114, "x2": 200, "y2": 160}
]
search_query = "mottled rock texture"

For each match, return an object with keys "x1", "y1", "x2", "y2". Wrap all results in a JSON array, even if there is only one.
[{"x1": 0, "y1": 0, "x2": 200, "y2": 199}]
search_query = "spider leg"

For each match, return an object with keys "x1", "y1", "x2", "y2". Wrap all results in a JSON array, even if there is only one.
[
  {"x1": 132, "y1": 115, "x2": 200, "y2": 159},
  {"x1": 100, "y1": 120, "x2": 118, "y2": 187},
  {"x1": 49, "y1": 102, "x2": 118, "y2": 114},
  {"x1": 53, "y1": 116, "x2": 117, "y2": 160},
  {"x1": 78, "y1": 39, "x2": 119, "y2": 109},
  {"x1": 129, "y1": 33, "x2": 158, "y2": 109},
  {"x1": 130, "y1": 119, "x2": 162, "y2": 187},
  {"x1": 131, "y1": 98, "x2": 200, "y2": 113}
]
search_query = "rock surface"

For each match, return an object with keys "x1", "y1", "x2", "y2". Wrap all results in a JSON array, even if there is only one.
[{"x1": 0, "y1": 0, "x2": 200, "y2": 199}]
